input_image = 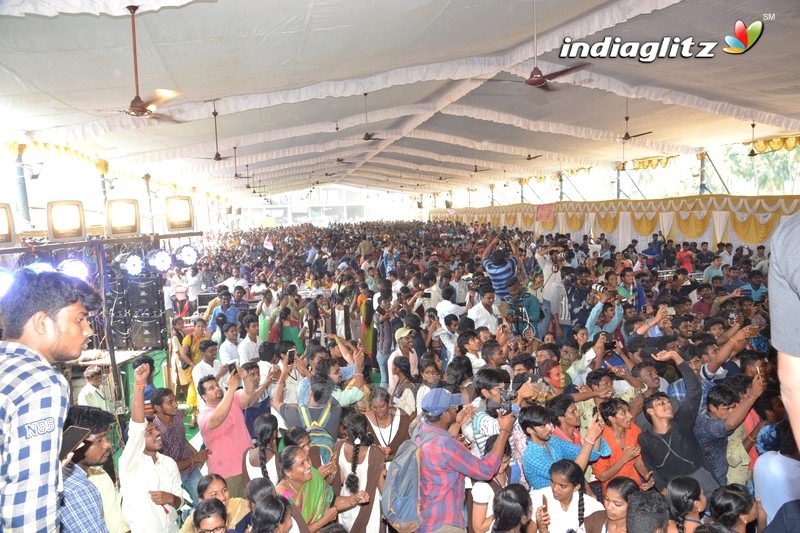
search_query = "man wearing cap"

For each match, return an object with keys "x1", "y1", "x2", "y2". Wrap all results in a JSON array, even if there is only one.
[
  {"x1": 417, "y1": 388, "x2": 515, "y2": 533},
  {"x1": 387, "y1": 327, "x2": 418, "y2": 392}
]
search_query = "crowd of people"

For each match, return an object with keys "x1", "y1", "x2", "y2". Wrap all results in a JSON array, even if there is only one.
[{"x1": 2, "y1": 217, "x2": 800, "y2": 533}]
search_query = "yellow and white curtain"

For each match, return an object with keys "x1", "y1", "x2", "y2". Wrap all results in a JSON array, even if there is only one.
[{"x1": 429, "y1": 194, "x2": 800, "y2": 246}]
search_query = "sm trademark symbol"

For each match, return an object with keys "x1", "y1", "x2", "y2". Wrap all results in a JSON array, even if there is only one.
[{"x1": 763, "y1": 13, "x2": 775, "y2": 21}]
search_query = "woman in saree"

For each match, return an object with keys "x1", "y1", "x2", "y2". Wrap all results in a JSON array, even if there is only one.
[
  {"x1": 180, "y1": 316, "x2": 209, "y2": 427},
  {"x1": 275, "y1": 445, "x2": 370, "y2": 532}
]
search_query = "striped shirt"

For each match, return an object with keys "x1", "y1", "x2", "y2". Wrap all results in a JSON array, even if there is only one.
[
  {"x1": 0, "y1": 341, "x2": 70, "y2": 533},
  {"x1": 483, "y1": 257, "x2": 518, "y2": 299}
]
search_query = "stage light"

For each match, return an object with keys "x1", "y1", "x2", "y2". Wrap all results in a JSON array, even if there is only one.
[
  {"x1": 0, "y1": 268, "x2": 12, "y2": 298},
  {"x1": 106, "y1": 199, "x2": 140, "y2": 237},
  {"x1": 146, "y1": 249, "x2": 172, "y2": 273},
  {"x1": 57, "y1": 259, "x2": 90, "y2": 282},
  {"x1": 25, "y1": 262, "x2": 56, "y2": 274},
  {"x1": 116, "y1": 253, "x2": 144, "y2": 276},
  {"x1": 47, "y1": 200, "x2": 86, "y2": 242},
  {"x1": 165, "y1": 196, "x2": 195, "y2": 232},
  {"x1": 0, "y1": 204, "x2": 16, "y2": 249},
  {"x1": 174, "y1": 244, "x2": 199, "y2": 267}
]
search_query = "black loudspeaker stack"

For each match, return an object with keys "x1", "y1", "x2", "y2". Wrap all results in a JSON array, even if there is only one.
[{"x1": 105, "y1": 272, "x2": 166, "y2": 351}]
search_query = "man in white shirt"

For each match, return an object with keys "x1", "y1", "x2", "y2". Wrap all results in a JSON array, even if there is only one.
[
  {"x1": 119, "y1": 364, "x2": 182, "y2": 533},
  {"x1": 450, "y1": 267, "x2": 470, "y2": 305},
  {"x1": 237, "y1": 315, "x2": 262, "y2": 365},
  {"x1": 387, "y1": 327, "x2": 418, "y2": 393},
  {"x1": 185, "y1": 266, "x2": 202, "y2": 307},
  {"x1": 457, "y1": 330, "x2": 486, "y2": 373},
  {"x1": 192, "y1": 340, "x2": 227, "y2": 408},
  {"x1": 223, "y1": 267, "x2": 249, "y2": 295},
  {"x1": 77, "y1": 365, "x2": 110, "y2": 412},
  {"x1": 218, "y1": 323, "x2": 240, "y2": 368},
  {"x1": 389, "y1": 270, "x2": 404, "y2": 295},
  {"x1": 436, "y1": 286, "x2": 470, "y2": 318},
  {"x1": 467, "y1": 286, "x2": 500, "y2": 334}
]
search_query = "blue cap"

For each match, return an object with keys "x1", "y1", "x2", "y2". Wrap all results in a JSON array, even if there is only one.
[{"x1": 421, "y1": 388, "x2": 463, "y2": 416}]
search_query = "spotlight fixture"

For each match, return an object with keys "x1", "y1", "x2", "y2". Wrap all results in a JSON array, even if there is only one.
[
  {"x1": 57, "y1": 259, "x2": 91, "y2": 282},
  {"x1": 0, "y1": 203, "x2": 15, "y2": 248},
  {"x1": 106, "y1": 199, "x2": 140, "y2": 236},
  {"x1": 165, "y1": 196, "x2": 195, "y2": 231},
  {"x1": 174, "y1": 245, "x2": 199, "y2": 268},
  {"x1": 47, "y1": 200, "x2": 86, "y2": 242},
  {"x1": 116, "y1": 252, "x2": 145, "y2": 276},
  {"x1": 146, "y1": 249, "x2": 172, "y2": 273}
]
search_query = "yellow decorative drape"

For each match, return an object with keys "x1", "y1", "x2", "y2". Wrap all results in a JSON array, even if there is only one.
[
  {"x1": 566, "y1": 213, "x2": 584, "y2": 232},
  {"x1": 675, "y1": 212, "x2": 711, "y2": 239},
  {"x1": 429, "y1": 194, "x2": 800, "y2": 245},
  {"x1": 729, "y1": 214, "x2": 781, "y2": 243},
  {"x1": 632, "y1": 156, "x2": 676, "y2": 170},
  {"x1": 521, "y1": 212, "x2": 536, "y2": 227},
  {"x1": 596, "y1": 212, "x2": 619, "y2": 233},
  {"x1": 4, "y1": 141, "x2": 108, "y2": 174},
  {"x1": 751, "y1": 136, "x2": 800, "y2": 153},
  {"x1": 631, "y1": 213, "x2": 659, "y2": 236}
]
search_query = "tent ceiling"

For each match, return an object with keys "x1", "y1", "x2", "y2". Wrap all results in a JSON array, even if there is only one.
[{"x1": 1, "y1": 0, "x2": 798, "y2": 198}]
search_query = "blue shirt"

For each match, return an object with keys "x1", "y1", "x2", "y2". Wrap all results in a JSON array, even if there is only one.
[
  {"x1": 694, "y1": 410, "x2": 734, "y2": 485},
  {"x1": 522, "y1": 434, "x2": 611, "y2": 489},
  {"x1": 210, "y1": 305, "x2": 240, "y2": 332},
  {"x1": 60, "y1": 463, "x2": 109, "y2": 533}
]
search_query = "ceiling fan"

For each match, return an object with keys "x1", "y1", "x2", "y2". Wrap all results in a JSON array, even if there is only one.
[
  {"x1": 748, "y1": 122, "x2": 777, "y2": 156},
  {"x1": 195, "y1": 101, "x2": 231, "y2": 161},
  {"x1": 525, "y1": 0, "x2": 590, "y2": 89},
  {"x1": 524, "y1": 153, "x2": 543, "y2": 161},
  {"x1": 473, "y1": 164, "x2": 492, "y2": 173},
  {"x1": 620, "y1": 98, "x2": 653, "y2": 141},
  {"x1": 122, "y1": 5, "x2": 180, "y2": 119},
  {"x1": 362, "y1": 93, "x2": 384, "y2": 141}
]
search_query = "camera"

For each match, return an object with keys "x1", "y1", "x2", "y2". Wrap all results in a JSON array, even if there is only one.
[
  {"x1": 426, "y1": 309, "x2": 438, "y2": 323},
  {"x1": 559, "y1": 249, "x2": 575, "y2": 262},
  {"x1": 486, "y1": 388, "x2": 518, "y2": 417},
  {"x1": 604, "y1": 341, "x2": 616, "y2": 351}
]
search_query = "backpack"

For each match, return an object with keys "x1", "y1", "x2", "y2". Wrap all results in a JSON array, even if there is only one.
[
  {"x1": 298, "y1": 404, "x2": 334, "y2": 463},
  {"x1": 381, "y1": 429, "x2": 438, "y2": 533}
]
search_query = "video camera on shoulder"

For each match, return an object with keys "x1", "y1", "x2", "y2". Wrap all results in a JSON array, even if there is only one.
[{"x1": 486, "y1": 388, "x2": 518, "y2": 417}]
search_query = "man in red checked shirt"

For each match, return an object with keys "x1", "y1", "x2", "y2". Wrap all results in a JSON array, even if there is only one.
[{"x1": 416, "y1": 388, "x2": 515, "y2": 533}]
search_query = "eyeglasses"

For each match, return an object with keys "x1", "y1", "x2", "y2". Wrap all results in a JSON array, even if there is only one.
[{"x1": 197, "y1": 524, "x2": 226, "y2": 533}]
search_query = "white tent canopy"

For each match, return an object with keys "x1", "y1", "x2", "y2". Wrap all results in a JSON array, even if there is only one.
[{"x1": 1, "y1": 0, "x2": 798, "y2": 198}]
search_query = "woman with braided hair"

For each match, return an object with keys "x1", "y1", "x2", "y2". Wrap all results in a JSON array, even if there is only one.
[
  {"x1": 530, "y1": 459, "x2": 604, "y2": 533},
  {"x1": 243, "y1": 414, "x2": 280, "y2": 484},
  {"x1": 331, "y1": 410, "x2": 386, "y2": 532},
  {"x1": 666, "y1": 477, "x2": 706, "y2": 533}
]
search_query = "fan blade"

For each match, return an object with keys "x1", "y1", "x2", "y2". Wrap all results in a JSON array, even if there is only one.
[
  {"x1": 629, "y1": 131, "x2": 653, "y2": 139},
  {"x1": 543, "y1": 63, "x2": 591, "y2": 81},
  {"x1": 148, "y1": 112, "x2": 181, "y2": 124},
  {"x1": 191, "y1": 152, "x2": 231, "y2": 161},
  {"x1": 142, "y1": 89, "x2": 181, "y2": 113},
  {"x1": 526, "y1": 154, "x2": 543, "y2": 161}
]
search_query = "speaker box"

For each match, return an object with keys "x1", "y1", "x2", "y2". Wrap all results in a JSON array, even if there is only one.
[
  {"x1": 109, "y1": 316, "x2": 130, "y2": 351},
  {"x1": 130, "y1": 315, "x2": 164, "y2": 350},
  {"x1": 125, "y1": 278, "x2": 160, "y2": 309}
]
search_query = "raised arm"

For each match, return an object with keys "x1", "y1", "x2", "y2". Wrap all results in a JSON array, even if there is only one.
[{"x1": 207, "y1": 370, "x2": 242, "y2": 430}]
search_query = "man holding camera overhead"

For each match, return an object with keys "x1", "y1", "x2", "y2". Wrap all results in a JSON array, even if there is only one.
[
  {"x1": 535, "y1": 243, "x2": 568, "y2": 338},
  {"x1": 482, "y1": 231, "x2": 521, "y2": 300}
]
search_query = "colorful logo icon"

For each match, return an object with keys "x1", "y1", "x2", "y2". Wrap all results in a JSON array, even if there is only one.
[{"x1": 723, "y1": 20, "x2": 764, "y2": 54}]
